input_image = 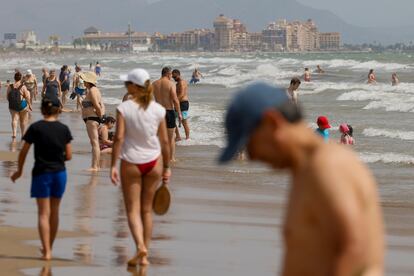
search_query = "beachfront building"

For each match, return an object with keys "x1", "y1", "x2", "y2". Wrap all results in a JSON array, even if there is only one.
[
  {"x1": 319, "y1": 32, "x2": 341, "y2": 50},
  {"x1": 152, "y1": 29, "x2": 214, "y2": 51},
  {"x1": 74, "y1": 26, "x2": 152, "y2": 52},
  {"x1": 213, "y1": 15, "x2": 234, "y2": 51},
  {"x1": 262, "y1": 20, "x2": 292, "y2": 51}
]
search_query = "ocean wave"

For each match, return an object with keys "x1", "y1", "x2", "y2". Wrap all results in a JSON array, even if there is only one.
[
  {"x1": 363, "y1": 128, "x2": 414, "y2": 141},
  {"x1": 102, "y1": 97, "x2": 122, "y2": 105},
  {"x1": 360, "y1": 152, "x2": 414, "y2": 165}
]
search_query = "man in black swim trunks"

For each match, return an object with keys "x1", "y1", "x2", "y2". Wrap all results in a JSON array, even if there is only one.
[
  {"x1": 153, "y1": 67, "x2": 182, "y2": 162},
  {"x1": 172, "y1": 69, "x2": 190, "y2": 141}
]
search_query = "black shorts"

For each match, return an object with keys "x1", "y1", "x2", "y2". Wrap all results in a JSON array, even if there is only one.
[
  {"x1": 180, "y1": 101, "x2": 189, "y2": 112},
  {"x1": 165, "y1": 110, "x2": 176, "y2": 129}
]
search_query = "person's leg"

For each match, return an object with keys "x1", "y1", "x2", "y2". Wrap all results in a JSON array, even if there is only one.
[
  {"x1": 61, "y1": 90, "x2": 68, "y2": 106},
  {"x1": 36, "y1": 198, "x2": 52, "y2": 260},
  {"x1": 9, "y1": 110, "x2": 18, "y2": 138},
  {"x1": 167, "y1": 128, "x2": 176, "y2": 162},
  {"x1": 49, "y1": 198, "x2": 62, "y2": 250},
  {"x1": 19, "y1": 109, "x2": 29, "y2": 137},
  {"x1": 140, "y1": 157, "x2": 162, "y2": 265},
  {"x1": 85, "y1": 120, "x2": 100, "y2": 170},
  {"x1": 76, "y1": 95, "x2": 81, "y2": 111},
  {"x1": 120, "y1": 160, "x2": 146, "y2": 266},
  {"x1": 182, "y1": 119, "x2": 190, "y2": 140},
  {"x1": 175, "y1": 127, "x2": 182, "y2": 142}
]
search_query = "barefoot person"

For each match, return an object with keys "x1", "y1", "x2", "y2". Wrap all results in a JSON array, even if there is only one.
[
  {"x1": 72, "y1": 66, "x2": 86, "y2": 111},
  {"x1": 287, "y1": 77, "x2": 301, "y2": 105},
  {"x1": 42, "y1": 70, "x2": 61, "y2": 100},
  {"x1": 7, "y1": 71, "x2": 32, "y2": 140},
  {"x1": 59, "y1": 65, "x2": 70, "y2": 107},
  {"x1": 172, "y1": 69, "x2": 190, "y2": 140},
  {"x1": 190, "y1": 68, "x2": 203, "y2": 84},
  {"x1": 80, "y1": 72, "x2": 105, "y2": 171},
  {"x1": 111, "y1": 68, "x2": 171, "y2": 266},
  {"x1": 219, "y1": 83, "x2": 384, "y2": 276},
  {"x1": 11, "y1": 96, "x2": 73, "y2": 261},
  {"x1": 99, "y1": 116, "x2": 116, "y2": 154},
  {"x1": 24, "y1": 69, "x2": 38, "y2": 104},
  {"x1": 41, "y1": 68, "x2": 49, "y2": 86},
  {"x1": 153, "y1": 67, "x2": 182, "y2": 162}
]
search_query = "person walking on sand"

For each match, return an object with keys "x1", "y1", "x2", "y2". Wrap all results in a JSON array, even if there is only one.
[
  {"x1": 99, "y1": 116, "x2": 116, "y2": 154},
  {"x1": 7, "y1": 71, "x2": 32, "y2": 140},
  {"x1": 153, "y1": 67, "x2": 182, "y2": 162},
  {"x1": 172, "y1": 69, "x2": 190, "y2": 140},
  {"x1": 72, "y1": 66, "x2": 86, "y2": 111},
  {"x1": 287, "y1": 77, "x2": 301, "y2": 105},
  {"x1": 24, "y1": 69, "x2": 38, "y2": 104},
  {"x1": 111, "y1": 68, "x2": 171, "y2": 267},
  {"x1": 368, "y1": 69, "x2": 377, "y2": 84},
  {"x1": 41, "y1": 68, "x2": 49, "y2": 86},
  {"x1": 42, "y1": 70, "x2": 61, "y2": 100},
  {"x1": 59, "y1": 65, "x2": 71, "y2": 107},
  {"x1": 392, "y1": 73, "x2": 399, "y2": 86},
  {"x1": 11, "y1": 96, "x2": 73, "y2": 261},
  {"x1": 80, "y1": 72, "x2": 105, "y2": 171},
  {"x1": 219, "y1": 83, "x2": 384, "y2": 276}
]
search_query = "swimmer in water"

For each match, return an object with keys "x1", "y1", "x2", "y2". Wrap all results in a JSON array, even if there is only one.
[
  {"x1": 304, "y1": 68, "x2": 311, "y2": 82},
  {"x1": 391, "y1": 73, "x2": 399, "y2": 86},
  {"x1": 368, "y1": 69, "x2": 377, "y2": 84},
  {"x1": 316, "y1": 65, "x2": 325, "y2": 74}
]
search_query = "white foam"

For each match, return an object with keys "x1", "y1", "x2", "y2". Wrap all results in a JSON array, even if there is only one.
[
  {"x1": 363, "y1": 128, "x2": 414, "y2": 141},
  {"x1": 102, "y1": 97, "x2": 122, "y2": 105},
  {"x1": 360, "y1": 152, "x2": 414, "y2": 165}
]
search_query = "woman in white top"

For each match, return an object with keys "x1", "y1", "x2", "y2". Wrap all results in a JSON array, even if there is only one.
[{"x1": 111, "y1": 69, "x2": 171, "y2": 267}]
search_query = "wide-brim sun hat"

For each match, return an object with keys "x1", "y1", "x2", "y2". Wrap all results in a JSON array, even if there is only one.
[
  {"x1": 26, "y1": 69, "x2": 33, "y2": 75},
  {"x1": 80, "y1": 71, "x2": 98, "y2": 85},
  {"x1": 120, "y1": 68, "x2": 150, "y2": 87}
]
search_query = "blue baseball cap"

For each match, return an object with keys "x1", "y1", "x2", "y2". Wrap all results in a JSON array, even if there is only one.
[{"x1": 219, "y1": 82, "x2": 290, "y2": 163}]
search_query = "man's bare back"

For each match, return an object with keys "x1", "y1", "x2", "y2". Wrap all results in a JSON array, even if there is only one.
[
  {"x1": 283, "y1": 143, "x2": 384, "y2": 276},
  {"x1": 176, "y1": 79, "x2": 188, "y2": 102},
  {"x1": 153, "y1": 77, "x2": 176, "y2": 110}
]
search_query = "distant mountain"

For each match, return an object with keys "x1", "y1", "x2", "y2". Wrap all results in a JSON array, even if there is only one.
[{"x1": 0, "y1": 0, "x2": 412, "y2": 44}]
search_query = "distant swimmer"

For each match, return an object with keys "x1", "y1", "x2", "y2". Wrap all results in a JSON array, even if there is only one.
[
  {"x1": 304, "y1": 68, "x2": 311, "y2": 82},
  {"x1": 316, "y1": 116, "x2": 331, "y2": 142},
  {"x1": 190, "y1": 68, "x2": 203, "y2": 85},
  {"x1": 392, "y1": 73, "x2": 399, "y2": 86},
  {"x1": 287, "y1": 77, "x2": 301, "y2": 105},
  {"x1": 368, "y1": 69, "x2": 377, "y2": 84},
  {"x1": 172, "y1": 69, "x2": 190, "y2": 140},
  {"x1": 316, "y1": 65, "x2": 325, "y2": 74},
  {"x1": 339, "y1": 123, "x2": 354, "y2": 145},
  {"x1": 95, "y1": 61, "x2": 102, "y2": 77}
]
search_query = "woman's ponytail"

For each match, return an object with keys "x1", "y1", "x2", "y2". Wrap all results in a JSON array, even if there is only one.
[{"x1": 141, "y1": 80, "x2": 153, "y2": 109}]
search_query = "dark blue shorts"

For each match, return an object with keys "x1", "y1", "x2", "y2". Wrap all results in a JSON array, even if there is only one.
[
  {"x1": 75, "y1": 87, "x2": 85, "y2": 96},
  {"x1": 31, "y1": 170, "x2": 67, "y2": 198}
]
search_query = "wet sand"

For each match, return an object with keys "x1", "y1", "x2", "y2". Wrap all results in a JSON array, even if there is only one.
[{"x1": 0, "y1": 100, "x2": 414, "y2": 275}]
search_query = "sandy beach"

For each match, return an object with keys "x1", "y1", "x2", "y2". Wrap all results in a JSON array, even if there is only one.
[{"x1": 1, "y1": 52, "x2": 414, "y2": 275}]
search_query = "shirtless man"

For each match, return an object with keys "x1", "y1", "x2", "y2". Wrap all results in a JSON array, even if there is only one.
[
  {"x1": 172, "y1": 69, "x2": 190, "y2": 140},
  {"x1": 220, "y1": 82, "x2": 384, "y2": 276},
  {"x1": 287, "y1": 77, "x2": 301, "y2": 105},
  {"x1": 153, "y1": 67, "x2": 182, "y2": 161},
  {"x1": 316, "y1": 65, "x2": 325, "y2": 74},
  {"x1": 304, "y1": 68, "x2": 311, "y2": 82}
]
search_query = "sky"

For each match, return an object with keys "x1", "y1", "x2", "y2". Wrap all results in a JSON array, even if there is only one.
[{"x1": 296, "y1": 0, "x2": 414, "y2": 27}]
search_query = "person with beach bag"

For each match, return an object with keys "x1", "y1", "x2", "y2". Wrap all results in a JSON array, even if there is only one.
[{"x1": 111, "y1": 68, "x2": 171, "y2": 267}]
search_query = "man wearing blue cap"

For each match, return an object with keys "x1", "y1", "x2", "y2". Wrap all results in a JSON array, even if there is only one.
[{"x1": 220, "y1": 82, "x2": 384, "y2": 276}]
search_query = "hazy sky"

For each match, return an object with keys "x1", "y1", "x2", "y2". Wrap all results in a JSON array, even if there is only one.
[{"x1": 297, "y1": 0, "x2": 413, "y2": 27}]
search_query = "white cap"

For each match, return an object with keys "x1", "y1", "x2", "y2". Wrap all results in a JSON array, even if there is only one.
[
  {"x1": 26, "y1": 69, "x2": 33, "y2": 75},
  {"x1": 120, "y1": 68, "x2": 150, "y2": 87}
]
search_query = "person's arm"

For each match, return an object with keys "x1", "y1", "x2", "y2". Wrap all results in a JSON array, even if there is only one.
[
  {"x1": 11, "y1": 142, "x2": 31, "y2": 182},
  {"x1": 110, "y1": 110, "x2": 125, "y2": 185},
  {"x1": 90, "y1": 87, "x2": 104, "y2": 117},
  {"x1": 158, "y1": 119, "x2": 171, "y2": 184},
  {"x1": 170, "y1": 84, "x2": 182, "y2": 122},
  {"x1": 57, "y1": 80, "x2": 62, "y2": 97},
  {"x1": 22, "y1": 86, "x2": 32, "y2": 111},
  {"x1": 34, "y1": 78, "x2": 38, "y2": 94},
  {"x1": 65, "y1": 143, "x2": 72, "y2": 161},
  {"x1": 100, "y1": 126, "x2": 113, "y2": 146},
  {"x1": 42, "y1": 79, "x2": 46, "y2": 96}
]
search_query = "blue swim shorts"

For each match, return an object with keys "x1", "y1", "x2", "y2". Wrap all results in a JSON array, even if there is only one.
[
  {"x1": 31, "y1": 170, "x2": 67, "y2": 198},
  {"x1": 75, "y1": 87, "x2": 86, "y2": 96}
]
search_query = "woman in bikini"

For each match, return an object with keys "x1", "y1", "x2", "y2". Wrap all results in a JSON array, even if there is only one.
[
  {"x1": 99, "y1": 116, "x2": 116, "y2": 154},
  {"x1": 7, "y1": 71, "x2": 32, "y2": 140},
  {"x1": 24, "y1": 69, "x2": 38, "y2": 104},
  {"x1": 111, "y1": 68, "x2": 171, "y2": 267},
  {"x1": 80, "y1": 72, "x2": 105, "y2": 171}
]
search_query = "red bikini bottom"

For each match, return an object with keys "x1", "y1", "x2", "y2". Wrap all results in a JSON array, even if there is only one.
[{"x1": 137, "y1": 159, "x2": 158, "y2": 176}]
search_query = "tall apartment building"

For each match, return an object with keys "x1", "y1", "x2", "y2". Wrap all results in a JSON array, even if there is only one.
[
  {"x1": 213, "y1": 14, "x2": 234, "y2": 50},
  {"x1": 319, "y1": 32, "x2": 341, "y2": 50}
]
